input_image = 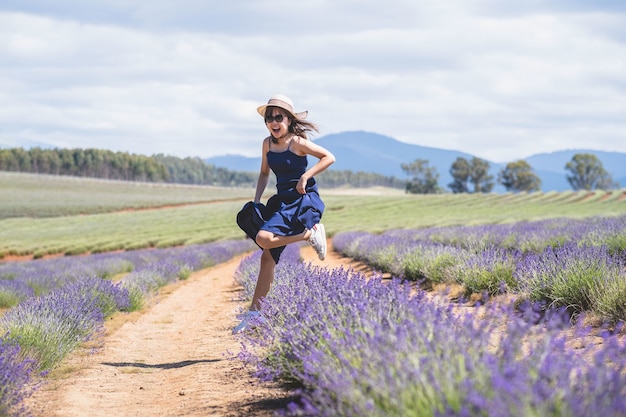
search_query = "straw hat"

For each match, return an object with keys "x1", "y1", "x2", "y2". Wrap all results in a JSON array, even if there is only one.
[{"x1": 257, "y1": 94, "x2": 308, "y2": 120}]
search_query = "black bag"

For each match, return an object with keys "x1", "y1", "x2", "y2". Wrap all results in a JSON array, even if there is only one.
[
  {"x1": 236, "y1": 201, "x2": 285, "y2": 263},
  {"x1": 236, "y1": 201, "x2": 267, "y2": 246}
]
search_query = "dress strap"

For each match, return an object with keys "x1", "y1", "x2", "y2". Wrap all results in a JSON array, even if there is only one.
[{"x1": 287, "y1": 136, "x2": 298, "y2": 152}]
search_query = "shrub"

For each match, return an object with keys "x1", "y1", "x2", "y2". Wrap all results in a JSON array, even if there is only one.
[
  {"x1": 0, "y1": 277, "x2": 129, "y2": 371},
  {"x1": 516, "y1": 243, "x2": 625, "y2": 319},
  {"x1": 456, "y1": 247, "x2": 520, "y2": 295}
]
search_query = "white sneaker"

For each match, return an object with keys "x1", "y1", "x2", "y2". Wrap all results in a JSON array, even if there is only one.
[
  {"x1": 232, "y1": 310, "x2": 264, "y2": 334},
  {"x1": 308, "y1": 223, "x2": 327, "y2": 261}
]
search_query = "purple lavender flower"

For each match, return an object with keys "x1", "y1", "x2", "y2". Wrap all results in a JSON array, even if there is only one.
[
  {"x1": 0, "y1": 336, "x2": 36, "y2": 417},
  {"x1": 236, "y1": 256, "x2": 626, "y2": 417},
  {"x1": 0, "y1": 239, "x2": 256, "y2": 305}
]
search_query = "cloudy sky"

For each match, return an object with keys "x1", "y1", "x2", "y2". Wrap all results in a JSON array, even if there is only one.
[{"x1": 1, "y1": 1, "x2": 625, "y2": 163}]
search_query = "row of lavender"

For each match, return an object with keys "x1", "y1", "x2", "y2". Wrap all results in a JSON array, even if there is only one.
[
  {"x1": 333, "y1": 215, "x2": 626, "y2": 324},
  {"x1": 234, "y1": 245, "x2": 626, "y2": 416},
  {"x1": 0, "y1": 239, "x2": 255, "y2": 417}
]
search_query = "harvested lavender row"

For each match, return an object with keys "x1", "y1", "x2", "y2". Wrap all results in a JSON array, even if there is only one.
[{"x1": 234, "y1": 254, "x2": 626, "y2": 417}]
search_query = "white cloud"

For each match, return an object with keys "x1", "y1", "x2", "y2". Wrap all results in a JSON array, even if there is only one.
[{"x1": 0, "y1": 1, "x2": 625, "y2": 163}]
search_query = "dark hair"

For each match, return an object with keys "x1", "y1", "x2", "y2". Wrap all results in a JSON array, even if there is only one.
[{"x1": 265, "y1": 106, "x2": 319, "y2": 143}]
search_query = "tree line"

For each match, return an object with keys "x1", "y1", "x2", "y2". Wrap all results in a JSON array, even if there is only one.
[
  {"x1": 402, "y1": 153, "x2": 620, "y2": 194},
  {"x1": 0, "y1": 147, "x2": 403, "y2": 189},
  {"x1": 1, "y1": 147, "x2": 618, "y2": 193},
  {"x1": 0, "y1": 147, "x2": 259, "y2": 186}
]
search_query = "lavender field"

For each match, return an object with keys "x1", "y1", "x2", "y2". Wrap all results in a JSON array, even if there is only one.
[
  {"x1": 234, "y1": 234, "x2": 626, "y2": 416},
  {"x1": 1, "y1": 175, "x2": 625, "y2": 416},
  {"x1": 0, "y1": 239, "x2": 256, "y2": 417}
]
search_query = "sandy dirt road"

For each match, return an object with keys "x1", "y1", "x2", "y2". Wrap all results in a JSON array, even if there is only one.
[{"x1": 27, "y1": 241, "x2": 354, "y2": 417}]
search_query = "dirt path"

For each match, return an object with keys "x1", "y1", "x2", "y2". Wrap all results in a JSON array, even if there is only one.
[{"x1": 27, "y1": 241, "x2": 355, "y2": 417}]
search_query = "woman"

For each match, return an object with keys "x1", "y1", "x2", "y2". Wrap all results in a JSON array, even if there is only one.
[{"x1": 233, "y1": 94, "x2": 335, "y2": 334}]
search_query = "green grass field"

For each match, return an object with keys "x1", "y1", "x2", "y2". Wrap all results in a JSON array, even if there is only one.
[
  {"x1": 0, "y1": 171, "x2": 253, "y2": 219},
  {"x1": 1, "y1": 172, "x2": 625, "y2": 259}
]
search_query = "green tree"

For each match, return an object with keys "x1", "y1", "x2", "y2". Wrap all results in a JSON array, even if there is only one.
[
  {"x1": 13, "y1": 148, "x2": 32, "y2": 172},
  {"x1": 448, "y1": 157, "x2": 494, "y2": 193},
  {"x1": 565, "y1": 153, "x2": 618, "y2": 191},
  {"x1": 448, "y1": 157, "x2": 470, "y2": 193},
  {"x1": 401, "y1": 159, "x2": 440, "y2": 194},
  {"x1": 470, "y1": 157, "x2": 494, "y2": 193},
  {"x1": 0, "y1": 149, "x2": 23, "y2": 171},
  {"x1": 0, "y1": 146, "x2": 411, "y2": 189},
  {"x1": 497, "y1": 160, "x2": 542, "y2": 192}
]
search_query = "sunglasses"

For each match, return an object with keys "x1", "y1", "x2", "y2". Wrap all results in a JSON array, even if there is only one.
[{"x1": 264, "y1": 114, "x2": 286, "y2": 123}]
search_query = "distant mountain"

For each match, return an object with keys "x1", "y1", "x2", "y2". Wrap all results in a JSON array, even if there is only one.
[
  {"x1": 204, "y1": 131, "x2": 626, "y2": 192},
  {"x1": 0, "y1": 138, "x2": 54, "y2": 150},
  {"x1": 314, "y1": 131, "x2": 477, "y2": 179},
  {"x1": 204, "y1": 154, "x2": 262, "y2": 174},
  {"x1": 205, "y1": 131, "x2": 477, "y2": 189}
]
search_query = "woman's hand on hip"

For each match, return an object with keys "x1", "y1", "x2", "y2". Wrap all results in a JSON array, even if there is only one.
[{"x1": 296, "y1": 176, "x2": 308, "y2": 194}]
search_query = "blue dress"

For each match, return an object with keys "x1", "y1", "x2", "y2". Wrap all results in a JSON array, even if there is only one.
[{"x1": 259, "y1": 143, "x2": 325, "y2": 262}]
